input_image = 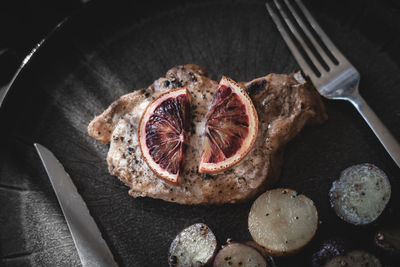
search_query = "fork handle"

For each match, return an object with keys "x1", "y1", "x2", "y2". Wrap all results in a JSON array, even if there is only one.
[{"x1": 348, "y1": 93, "x2": 400, "y2": 168}]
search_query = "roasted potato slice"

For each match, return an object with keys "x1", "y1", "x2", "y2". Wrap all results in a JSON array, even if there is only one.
[
  {"x1": 213, "y1": 243, "x2": 267, "y2": 267},
  {"x1": 311, "y1": 238, "x2": 348, "y2": 267},
  {"x1": 324, "y1": 250, "x2": 382, "y2": 267},
  {"x1": 248, "y1": 188, "x2": 318, "y2": 256},
  {"x1": 168, "y1": 223, "x2": 217, "y2": 267},
  {"x1": 375, "y1": 227, "x2": 400, "y2": 257},
  {"x1": 329, "y1": 163, "x2": 391, "y2": 225},
  {"x1": 245, "y1": 241, "x2": 276, "y2": 267}
]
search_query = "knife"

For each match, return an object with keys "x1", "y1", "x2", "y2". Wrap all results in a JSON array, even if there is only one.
[{"x1": 34, "y1": 143, "x2": 118, "y2": 267}]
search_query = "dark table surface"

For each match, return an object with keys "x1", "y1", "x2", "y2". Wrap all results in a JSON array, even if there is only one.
[
  {"x1": 0, "y1": 0, "x2": 84, "y2": 87},
  {"x1": 1, "y1": 0, "x2": 400, "y2": 266},
  {"x1": 1, "y1": 0, "x2": 400, "y2": 87}
]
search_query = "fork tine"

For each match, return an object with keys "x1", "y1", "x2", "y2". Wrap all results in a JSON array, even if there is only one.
[
  {"x1": 284, "y1": 0, "x2": 336, "y2": 68},
  {"x1": 265, "y1": 2, "x2": 318, "y2": 82},
  {"x1": 272, "y1": 0, "x2": 326, "y2": 75},
  {"x1": 295, "y1": 0, "x2": 347, "y2": 63}
]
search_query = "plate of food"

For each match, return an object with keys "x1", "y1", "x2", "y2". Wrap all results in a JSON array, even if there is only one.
[{"x1": 1, "y1": 0, "x2": 400, "y2": 266}]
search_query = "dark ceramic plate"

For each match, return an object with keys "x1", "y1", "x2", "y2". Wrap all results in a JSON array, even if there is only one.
[{"x1": 1, "y1": 0, "x2": 400, "y2": 266}]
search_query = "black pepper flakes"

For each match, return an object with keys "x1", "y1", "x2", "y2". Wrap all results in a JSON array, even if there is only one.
[
  {"x1": 127, "y1": 147, "x2": 134, "y2": 151},
  {"x1": 200, "y1": 225, "x2": 208, "y2": 235},
  {"x1": 201, "y1": 174, "x2": 215, "y2": 180},
  {"x1": 172, "y1": 80, "x2": 183, "y2": 88},
  {"x1": 189, "y1": 73, "x2": 197, "y2": 82}
]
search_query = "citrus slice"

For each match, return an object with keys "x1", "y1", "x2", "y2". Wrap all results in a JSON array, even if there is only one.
[
  {"x1": 138, "y1": 87, "x2": 191, "y2": 185},
  {"x1": 199, "y1": 76, "x2": 258, "y2": 173}
]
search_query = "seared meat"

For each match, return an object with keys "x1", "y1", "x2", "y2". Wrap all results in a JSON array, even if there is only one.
[{"x1": 88, "y1": 64, "x2": 327, "y2": 204}]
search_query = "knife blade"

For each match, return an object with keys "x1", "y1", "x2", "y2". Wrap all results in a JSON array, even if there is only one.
[{"x1": 34, "y1": 143, "x2": 118, "y2": 267}]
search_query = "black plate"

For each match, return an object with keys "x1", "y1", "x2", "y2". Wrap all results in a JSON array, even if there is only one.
[{"x1": 1, "y1": 0, "x2": 400, "y2": 266}]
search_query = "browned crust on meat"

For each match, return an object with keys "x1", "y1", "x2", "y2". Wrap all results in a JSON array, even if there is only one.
[
  {"x1": 88, "y1": 64, "x2": 208, "y2": 144},
  {"x1": 88, "y1": 89, "x2": 147, "y2": 144}
]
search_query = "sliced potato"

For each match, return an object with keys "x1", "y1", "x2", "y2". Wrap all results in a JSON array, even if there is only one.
[
  {"x1": 324, "y1": 250, "x2": 382, "y2": 267},
  {"x1": 213, "y1": 243, "x2": 267, "y2": 267},
  {"x1": 248, "y1": 188, "x2": 318, "y2": 256},
  {"x1": 168, "y1": 223, "x2": 217, "y2": 267},
  {"x1": 245, "y1": 241, "x2": 276, "y2": 267},
  {"x1": 375, "y1": 227, "x2": 400, "y2": 257},
  {"x1": 329, "y1": 163, "x2": 391, "y2": 225},
  {"x1": 311, "y1": 238, "x2": 347, "y2": 267},
  {"x1": 245, "y1": 241, "x2": 270, "y2": 258}
]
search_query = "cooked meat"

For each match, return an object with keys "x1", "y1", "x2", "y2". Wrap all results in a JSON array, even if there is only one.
[{"x1": 88, "y1": 64, "x2": 327, "y2": 204}]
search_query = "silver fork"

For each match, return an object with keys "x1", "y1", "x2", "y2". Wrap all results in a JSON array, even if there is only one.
[{"x1": 266, "y1": 0, "x2": 400, "y2": 168}]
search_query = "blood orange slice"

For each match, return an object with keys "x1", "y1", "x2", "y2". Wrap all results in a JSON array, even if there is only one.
[
  {"x1": 199, "y1": 76, "x2": 258, "y2": 173},
  {"x1": 138, "y1": 88, "x2": 191, "y2": 185}
]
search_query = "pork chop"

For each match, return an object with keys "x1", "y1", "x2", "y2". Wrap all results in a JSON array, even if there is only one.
[{"x1": 88, "y1": 64, "x2": 327, "y2": 204}]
